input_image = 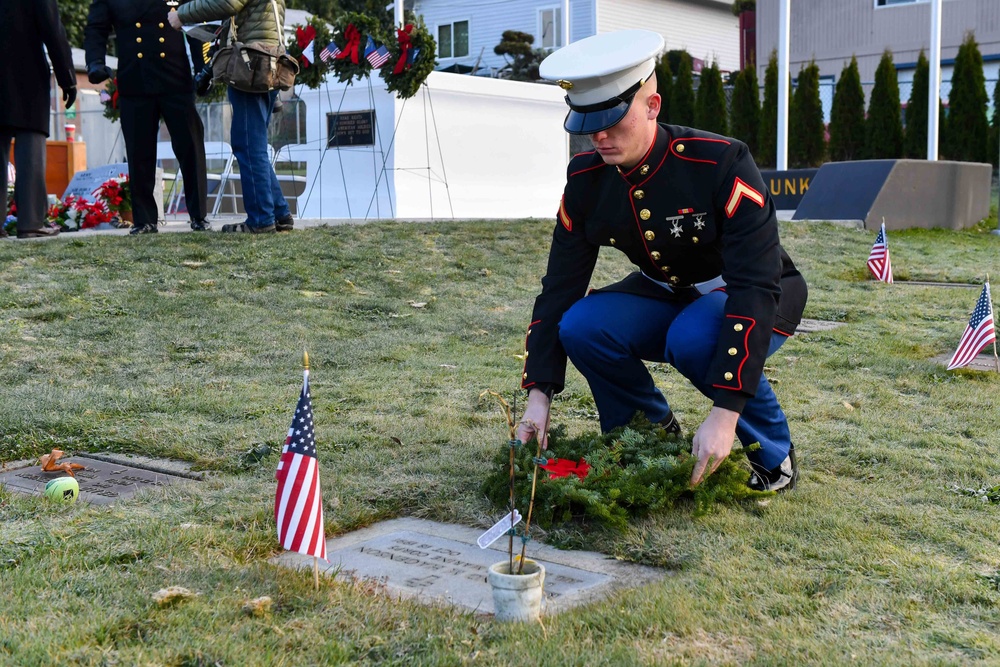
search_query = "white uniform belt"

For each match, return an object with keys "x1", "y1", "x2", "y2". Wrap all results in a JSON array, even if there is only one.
[{"x1": 641, "y1": 272, "x2": 726, "y2": 296}]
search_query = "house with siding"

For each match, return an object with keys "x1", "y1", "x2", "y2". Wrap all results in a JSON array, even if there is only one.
[
  {"x1": 755, "y1": 0, "x2": 999, "y2": 108},
  {"x1": 410, "y1": 0, "x2": 742, "y2": 76}
]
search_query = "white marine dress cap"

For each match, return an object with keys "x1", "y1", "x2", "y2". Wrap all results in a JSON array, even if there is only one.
[{"x1": 539, "y1": 29, "x2": 665, "y2": 135}]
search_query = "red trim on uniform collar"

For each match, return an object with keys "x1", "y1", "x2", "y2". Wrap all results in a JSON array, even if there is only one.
[{"x1": 669, "y1": 136, "x2": 729, "y2": 164}]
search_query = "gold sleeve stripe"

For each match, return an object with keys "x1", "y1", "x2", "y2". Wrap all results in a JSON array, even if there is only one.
[{"x1": 558, "y1": 197, "x2": 572, "y2": 231}]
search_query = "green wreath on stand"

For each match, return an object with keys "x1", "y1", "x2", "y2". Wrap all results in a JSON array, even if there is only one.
[
  {"x1": 380, "y1": 16, "x2": 436, "y2": 100},
  {"x1": 286, "y1": 15, "x2": 334, "y2": 89},
  {"x1": 326, "y1": 11, "x2": 389, "y2": 84}
]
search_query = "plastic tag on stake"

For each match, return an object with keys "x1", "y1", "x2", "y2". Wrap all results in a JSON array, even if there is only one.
[{"x1": 477, "y1": 510, "x2": 522, "y2": 549}]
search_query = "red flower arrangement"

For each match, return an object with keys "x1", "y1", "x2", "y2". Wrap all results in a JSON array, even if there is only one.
[
  {"x1": 47, "y1": 195, "x2": 113, "y2": 231},
  {"x1": 94, "y1": 174, "x2": 132, "y2": 221}
]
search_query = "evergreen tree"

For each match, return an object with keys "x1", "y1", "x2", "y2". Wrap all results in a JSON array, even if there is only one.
[
  {"x1": 730, "y1": 63, "x2": 761, "y2": 157},
  {"x1": 904, "y1": 51, "x2": 930, "y2": 158},
  {"x1": 58, "y1": 0, "x2": 90, "y2": 48},
  {"x1": 828, "y1": 56, "x2": 866, "y2": 161},
  {"x1": 866, "y1": 50, "x2": 904, "y2": 158},
  {"x1": 655, "y1": 54, "x2": 674, "y2": 125},
  {"x1": 758, "y1": 50, "x2": 778, "y2": 168},
  {"x1": 943, "y1": 33, "x2": 989, "y2": 163},
  {"x1": 696, "y1": 62, "x2": 729, "y2": 135},
  {"x1": 790, "y1": 61, "x2": 826, "y2": 168},
  {"x1": 670, "y1": 52, "x2": 696, "y2": 127}
]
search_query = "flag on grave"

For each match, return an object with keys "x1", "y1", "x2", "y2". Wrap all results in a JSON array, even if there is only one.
[
  {"x1": 947, "y1": 282, "x2": 996, "y2": 370},
  {"x1": 274, "y1": 368, "x2": 327, "y2": 560}
]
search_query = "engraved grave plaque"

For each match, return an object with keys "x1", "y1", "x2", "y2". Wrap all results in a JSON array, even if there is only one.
[
  {"x1": 274, "y1": 518, "x2": 666, "y2": 615},
  {"x1": 0, "y1": 456, "x2": 190, "y2": 505}
]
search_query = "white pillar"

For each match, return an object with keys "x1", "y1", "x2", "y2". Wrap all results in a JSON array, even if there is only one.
[
  {"x1": 395, "y1": 0, "x2": 404, "y2": 27},
  {"x1": 563, "y1": 0, "x2": 570, "y2": 46},
  {"x1": 777, "y1": 0, "x2": 790, "y2": 171},
  {"x1": 927, "y1": 0, "x2": 942, "y2": 161}
]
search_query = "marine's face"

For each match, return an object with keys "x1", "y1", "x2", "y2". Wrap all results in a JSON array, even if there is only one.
[{"x1": 587, "y1": 86, "x2": 658, "y2": 169}]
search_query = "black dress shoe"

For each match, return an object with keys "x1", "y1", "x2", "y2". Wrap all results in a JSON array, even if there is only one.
[
  {"x1": 16, "y1": 227, "x2": 60, "y2": 239},
  {"x1": 190, "y1": 219, "x2": 212, "y2": 231},
  {"x1": 129, "y1": 225, "x2": 158, "y2": 235}
]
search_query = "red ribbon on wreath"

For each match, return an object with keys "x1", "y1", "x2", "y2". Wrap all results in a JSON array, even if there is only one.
[
  {"x1": 392, "y1": 23, "x2": 414, "y2": 75},
  {"x1": 111, "y1": 79, "x2": 119, "y2": 109},
  {"x1": 295, "y1": 24, "x2": 316, "y2": 49},
  {"x1": 335, "y1": 24, "x2": 362, "y2": 64},
  {"x1": 539, "y1": 458, "x2": 591, "y2": 480}
]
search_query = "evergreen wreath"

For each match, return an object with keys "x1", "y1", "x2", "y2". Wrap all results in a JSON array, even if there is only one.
[
  {"x1": 380, "y1": 16, "x2": 436, "y2": 100},
  {"x1": 100, "y1": 78, "x2": 120, "y2": 123},
  {"x1": 286, "y1": 15, "x2": 334, "y2": 90},
  {"x1": 327, "y1": 12, "x2": 389, "y2": 84},
  {"x1": 481, "y1": 415, "x2": 772, "y2": 532}
]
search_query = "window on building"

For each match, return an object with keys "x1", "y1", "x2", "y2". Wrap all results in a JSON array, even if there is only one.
[
  {"x1": 875, "y1": 0, "x2": 927, "y2": 7},
  {"x1": 538, "y1": 7, "x2": 564, "y2": 49},
  {"x1": 438, "y1": 20, "x2": 469, "y2": 59}
]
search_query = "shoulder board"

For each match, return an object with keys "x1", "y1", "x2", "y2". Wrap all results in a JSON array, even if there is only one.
[
  {"x1": 666, "y1": 126, "x2": 737, "y2": 166},
  {"x1": 567, "y1": 150, "x2": 606, "y2": 179}
]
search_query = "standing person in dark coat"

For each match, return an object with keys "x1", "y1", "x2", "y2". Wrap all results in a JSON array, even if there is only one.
[
  {"x1": 0, "y1": 0, "x2": 75, "y2": 239},
  {"x1": 516, "y1": 30, "x2": 808, "y2": 493},
  {"x1": 84, "y1": 0, "x2": 211, "y2": 234}
]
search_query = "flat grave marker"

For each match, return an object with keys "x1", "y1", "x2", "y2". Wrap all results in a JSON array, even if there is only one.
[
  {"x1": 273, "y1": 517, "x2": 665, "y2": 616},
  {"x1": 0, "y1": 456, "x2": 193, "y2": 505}
]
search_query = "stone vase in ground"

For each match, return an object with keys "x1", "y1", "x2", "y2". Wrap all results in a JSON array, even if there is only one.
[{"x1": 488, "y1": 559, "x2": 545, "y2": 622}]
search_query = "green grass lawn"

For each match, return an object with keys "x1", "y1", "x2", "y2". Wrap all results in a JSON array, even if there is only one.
[{"x1": 2, "y1": 214, "x2": 999, "y2": 666}]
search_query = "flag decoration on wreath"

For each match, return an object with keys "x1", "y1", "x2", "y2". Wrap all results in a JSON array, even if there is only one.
[
  {"x1": 295, "y1": 24, "x2": 317, "y2": 67},
  {"x1": 866, "y1": 221, "x2": 893, "y2": 284},
  {"x1": 319, "y1": 41, "x2": 341, "y2": 62},
  {"x1": 364, "y1": 36, "x2": 391, "y2": 68},
  {"x1": 274, "y1": 368, "x2": 327, "y2": 560},
  {"x1": 946, "y1": 281, "x2": 996, "y2": 370}
]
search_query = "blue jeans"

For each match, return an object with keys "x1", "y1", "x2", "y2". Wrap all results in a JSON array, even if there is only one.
[
  {"x1": 227, "y1": 87, "x2": 290, "y2": 228},
  {"x1": 558, "y1": 290, "x2": 792, "y2": 471}
]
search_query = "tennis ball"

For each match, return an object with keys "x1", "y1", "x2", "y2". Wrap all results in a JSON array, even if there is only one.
[{"x1": 44, "y1": 477, "x2": 79, "y2": 503}]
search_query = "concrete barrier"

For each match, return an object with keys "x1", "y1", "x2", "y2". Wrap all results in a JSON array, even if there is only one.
[{"x1": 792, "y1": 159, "x2": 992, "y2": 230}]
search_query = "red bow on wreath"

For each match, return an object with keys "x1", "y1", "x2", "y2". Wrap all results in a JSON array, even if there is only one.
[
  {"x1": 111, "y1": 79, "x2": 119, "y2": 109},
  {"x1": 539, "y1": 458, "x2": 591, "y2": 480},
  {"x1": 392, "y1": 23, "x2": 414, "y2": 75},
  {"x1": 335, "y1": 24, "x2": 362, "y2": 64},
  {"x1": 295, "y1": 24, "x2": 316, "y2": 49}
]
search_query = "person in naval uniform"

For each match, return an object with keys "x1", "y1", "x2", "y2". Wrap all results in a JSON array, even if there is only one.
[
  {"x1": 515, "y1": 30, "x2": 808, "y2": 492},
  {"x1": 84, "y1": 0, "x2": 210, "y2": 234}
]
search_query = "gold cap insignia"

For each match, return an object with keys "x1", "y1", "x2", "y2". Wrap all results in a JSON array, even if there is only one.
[{"x1": 557, "y1": 80, "x2": 574, "y2": 90}]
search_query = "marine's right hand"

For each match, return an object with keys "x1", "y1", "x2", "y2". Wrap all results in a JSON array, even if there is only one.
[
  {"x1": 515, "y1": 388, "x2": 552, "y2": 450},
  {"x1": 87, "y1": 63, "x2": 113, "y2": 85}
]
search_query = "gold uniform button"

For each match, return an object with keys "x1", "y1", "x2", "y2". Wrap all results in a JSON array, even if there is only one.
[
  {"x1": 734, "y1": 323, "x2": 744, "y2": 332},
  {"x1": 159, "y1": 37, "x2": 165, "y2": 43},
  {"x1": 136, "y1": 37, "x2": 142, "y2": 43},
  {"x1": 138, "y1": 52, "x2": 144, "y2": 58},
  {"x1": 160, "y1": 52, "x2": 166, "y2": 58},
  {"x1": 522, "y1": 373, "x2": 528, "y2": 380},
  {"x1": 676, "y1": 143, "x2": 685, "y2": 153},
  {"x1": 724, "y1": 372, "x2": 733, "y2": 381},
  {"x1": 644, "y1": 230, "x2": 655, "y2": 241},
  {"x1": 136, "y1": 22, "x2": 142, "y2": 28},
  {"x1": 633, "y1": 189, "x2": 645, "y2": 200},
  {"x1": 524, "y1": 351, "x2": 529, "y2": 358},
  {"x1": 660, "y1": 265, "x2": 670, "y2": 272},
  {"x1": 609, "y1": 238, "x2": 616, "y2": 245},
  {"x1": 728, "y1": 347, "x2": 738, "y2": 356},
  {"x1": 527, "y1": 329, "x2": 532, "y2": 335},
  {"x1": 650, "y1": 251, "x2": 661, "y2": 260},
  {"x1": 692, "y1": 237, "x2": 699, "y2": 243},
  {"x1": 159, "y1": 22, "x2": 165, "y2": 28},
  {"x1": 670, "y1": 276, "x2": 679, "y2": 284},
  {"x1": 640, "y1": 165, "x2": 649, "y2": 175},
  {"x1": 640, "y1": 209, "x2": 651, "y2": 221}
]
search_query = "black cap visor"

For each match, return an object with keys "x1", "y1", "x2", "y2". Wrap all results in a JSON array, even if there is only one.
[{"x1": 562, "y1": 78, "x2": 644, "y2": 135}]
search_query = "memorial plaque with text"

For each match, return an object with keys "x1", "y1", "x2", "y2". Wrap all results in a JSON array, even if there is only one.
[
  {"x1": 327, "y1": 111, "x2": 376, "y2": 147},
  {"x1": 274, "y1": 518, "x2": 665, "y2": 616},
  {"x1": 0, "y1": 457, "x2": 190, "y2": 505}
]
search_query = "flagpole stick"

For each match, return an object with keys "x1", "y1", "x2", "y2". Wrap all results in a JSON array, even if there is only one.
[
  {"x1": 517, "y1": 397, "x2": 551, "y2": 575},
  {"x1": 314, "y1": 556, "x2": 320, "y2": 590},
  {"x1": 988, "y1": 275, "x2": 999, "y2": 373},
  {"x1": 304, "y1": 350, "x2": 320, "y2": 590}
]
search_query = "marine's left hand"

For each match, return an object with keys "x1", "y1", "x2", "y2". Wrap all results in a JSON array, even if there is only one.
[
  {"x1": 690, "y1": 406, "x2": 740, "y2": 486},
  {"x1": 167, "y1": 10, "x2": 183, "y2": 30}
]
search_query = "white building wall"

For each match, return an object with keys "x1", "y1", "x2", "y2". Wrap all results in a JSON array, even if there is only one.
[
  {"x1": 290, "y1": 71, "x2": 568, "y2": 220},
  {"x1": 596, "y1": 0, "x2": 740, "y2": 72}
]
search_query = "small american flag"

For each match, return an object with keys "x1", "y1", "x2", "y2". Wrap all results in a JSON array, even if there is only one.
[
  {"x1": 867, "y1": 222, "x2": 893, "y2": 284},
  {"x1": 274, "y1": 370, "x2": 327, "y2": 560},
  {"x1": 320, "y1": 42, "x2": 341, "y2": 62},
  {"x1": 946, "y1": 282, "x2": 996, "y2": 370},
  {"x1": 364, "y1": 36, "x2": 391, "y2": 68}
]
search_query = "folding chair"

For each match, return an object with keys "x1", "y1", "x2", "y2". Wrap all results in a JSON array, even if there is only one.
[{"x1": 268, "y1": 144, "x2": 307, "y2": 215}]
